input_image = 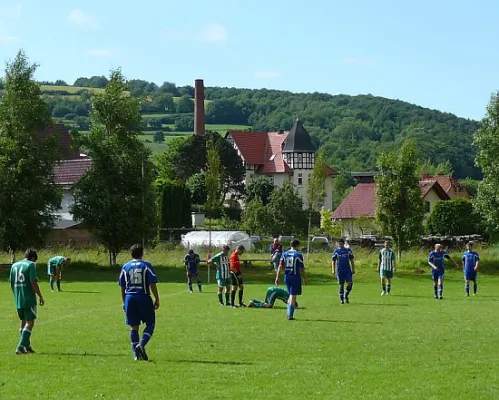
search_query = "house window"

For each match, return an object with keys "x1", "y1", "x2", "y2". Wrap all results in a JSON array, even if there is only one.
[
  {"x1": 296, "y1": 153, "x2": 303, "y2": 169},
  {"x1": 425, "y1": 201, "x2": 431, "y2": 213},
  {"x1": 298, "y1": 173, "x2": 303, "y2": 186}
]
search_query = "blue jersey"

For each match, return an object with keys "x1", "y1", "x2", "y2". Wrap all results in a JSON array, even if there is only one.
[
  {"x1": 119, "y1": 260, "x2": 158, "y2": 296},
  {"x1": 280, "y1": 250, "x2": 304, "y2": 277},
  {"x1": 428, "y1": 250, "x2": 450, "y2": 271},
  {"x1": 184, "y1": 253, "x2": 200, "y2": 274},
  {"x1": 462, "y1": 251, "x2": 479, "y2": 272},
  {"x1": 332, "y1": 248, "x2": 354, "y2": 271}
]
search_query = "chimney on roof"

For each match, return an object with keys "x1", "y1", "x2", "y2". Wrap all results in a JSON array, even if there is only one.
[{"x1": 194, "y1": 79, "x2": 205, "y2": 136}]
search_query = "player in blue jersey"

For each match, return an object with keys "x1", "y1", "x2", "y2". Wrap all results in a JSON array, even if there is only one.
[
  {"x1": 184, "y1": 249, "x2": 202, "y2": 293},
  {"x1": 332, "y1": 238, "x2": 355, "y2": 304},
  {"x1": 275, "y1": 239, "x2": 307, "y2": 320},
  {"x1": 428, "y1": 243, "x2": 458, "y2": 299},
  {"x1": 119, "y1": 244, "x2": 160, "y2": 361},
  {"x1": 462, "y1": 242, "x2": 480, "y2": 297}
]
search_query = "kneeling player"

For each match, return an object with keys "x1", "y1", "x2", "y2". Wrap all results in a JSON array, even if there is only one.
[
  {"x1": 248, "y1": 286, "x2": 298, "y2": 309},
  {"x1": 119, "y1": 244, "x2": 160, "y2": 361}
]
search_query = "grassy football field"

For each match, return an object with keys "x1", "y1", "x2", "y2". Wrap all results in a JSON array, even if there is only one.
[{"x1": 0, "y1": 265, "x2": 498, "y2": 400}]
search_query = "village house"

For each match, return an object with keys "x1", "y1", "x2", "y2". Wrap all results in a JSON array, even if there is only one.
[
  {"x1": 225, "y1": 119, "x2": 337, "y2": 209},
  {"x1": 332, "y1": 173, "x2": 456, "y2": 238}
]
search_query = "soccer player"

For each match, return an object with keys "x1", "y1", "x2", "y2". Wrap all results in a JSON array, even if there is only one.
[
  {"x1": 47, "y1": 255, "x2": 71, "y2": 292},
  {"x1": 119, "y1": 244, "x2": 160, "y2": 361},
  {"x1": 275, "y1": 239, "x2": 306, "y2": 320},
  {"x1": 462, "y1": 242, "x2": 480, "y2": 296},
  {"x1": 378, "y1": 240, "x2": 396, "y2": 295},
  {"x1": 209, "y1": 245, "x2": 231, "y2": 306},
  {"x1": 332, "y1": 238, "x2": 355, "y2": 304},
  {"x1": 248, "y1": 286, "x2": 298, "y2": 308},
  {"x1": 9, "y1": 249, "x2": 45, "y2": 354},
  {"x1": 229, "y1": 245, "x2": 246, "y2": 308},
  {"x1": 270, "y1": 238, "x2": 283, "y2": 271},
  {"x1": 184, "y1": 249, "x2": 202, "y2": 293},
  {"x1": 428, "y1": 243, "x2": 458, "y2": 299}
]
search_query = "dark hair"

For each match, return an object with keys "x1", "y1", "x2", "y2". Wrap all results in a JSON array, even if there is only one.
[
  {"x1": 291, "y1": 239, "x2": 300, "y2": 248},
  {"x1": 237, "y1": 245, "x2": 245, "y2": 251},
  {"x1": 130, "y1": 244, "x2": 144, "y2": 259},
  {"x1": 222, "y1": 245, "x2": 230, "y2": 251},
  {"x1": 188, "y1": 249, "x2": 194, "y2": 255},
  {"x1": 24, "y1": 248, "x2": 38, "y2": 262},
  {"x1": 338, "y1": 238, "x2": 345, "y2": 244}
]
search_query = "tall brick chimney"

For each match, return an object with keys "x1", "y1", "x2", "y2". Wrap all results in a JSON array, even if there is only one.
[{"x1": 194, "y1": 79, "x2": 205, "y2": 136}]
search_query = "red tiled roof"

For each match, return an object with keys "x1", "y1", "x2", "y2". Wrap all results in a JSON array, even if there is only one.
[
  {"x1": 53, "y1": 158, "x2": 93, "y2": 185},
  {"x1": 324, "y1": 165, "x2": 338, "y2": 176},
  {"x1": 228, "y1": 131, "x2": 270, "y2": 165},
  {"x1": 333, "y1": 180, "x2": 450, "y2": 219},
  {"x1": 257, "y1": 131, "x2": 292, "y2": 174},
  {"x1": 332, "y1": 183, "x2": 376, "y2": 219},
  {"x1": 38, "y1": 124, "x2": 80, "y2": 160}
]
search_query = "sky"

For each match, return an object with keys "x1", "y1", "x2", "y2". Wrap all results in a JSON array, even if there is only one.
[{"x1": 0, "y1": 0, "x2": 498, "y2": 120}]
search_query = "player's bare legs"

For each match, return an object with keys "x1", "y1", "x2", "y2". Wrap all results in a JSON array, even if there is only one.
[
  {"x1": 380, "y1": 276, "x2": 386, "y2": 295},
  {"x1": 49, "y1": 274, "x2": 56, "y2": 292},
  {"x1": 287, "y1": 295, "x2": 297, "y2": 320}
]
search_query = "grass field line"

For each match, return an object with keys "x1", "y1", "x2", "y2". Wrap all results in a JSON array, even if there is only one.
[{"x1": 35, "y1": 289, "x2": 188, "y2": 326}]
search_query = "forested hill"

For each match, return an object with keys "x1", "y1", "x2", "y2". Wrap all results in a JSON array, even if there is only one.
[{"x1": 1, "y1": 76, "x2": 481, "y2": 179}]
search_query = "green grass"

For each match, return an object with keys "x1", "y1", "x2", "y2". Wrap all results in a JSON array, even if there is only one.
[
  {"x1": 40, "y1": 85, "x2": 106, "y2": 94},
  {"x1": 0, "y1": 248, "x2": 498, "y2": 399}
]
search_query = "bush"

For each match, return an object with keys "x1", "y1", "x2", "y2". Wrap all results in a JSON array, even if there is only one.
[{"x1": 426, "y1": 199, "x2": 483, "y2": 236}]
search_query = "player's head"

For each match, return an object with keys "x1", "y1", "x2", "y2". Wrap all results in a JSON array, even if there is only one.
[
  {"x1": 130, "y1": 244, "x2": 144, "y2": 260},
  {"x1": 24, "y1": 248, "x2": 38, "y2": 262},
  {"x1": 435, "y1": 243, "x2": 441, "y2": 252},
  {"x1": 466, "y1": 242, "x2": 473, "y2": 251},
  {"x1": 338, "y1": 238, "x2": 345, "y2": 249},
  {"x1": 248, "y1": 300, "x2": 255, "y2": 307},
  {"x1": 236, "y1": 245, "x2": 245, "y2": 255},
  {"x1": 188, "y1": 249, "x2": 194, "y2": 256},
  {"x1": 273, "y1": 238, "x2": 280, "y2": 244},
  {"x1": 222, "y1": 245, "x2": 230, "y2": 255},
  {"x1": 64, "y1": 257, "x2": 71, "y2": 263},
  {"x1": 384, "y1": 240, "x2": 391, "y2": 249},
  {"x1": 291, "y1": 239, "x2": 300, "y2": 250}
]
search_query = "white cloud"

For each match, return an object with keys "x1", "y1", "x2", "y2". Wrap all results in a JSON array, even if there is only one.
[
  {"x1": 86, "y1": 48, "x2": 113, "y2": 57},
  {"x1": 254, "y1": 70, "x2": 281, "y2": 79},
  {"x1": 0, "y1": 34, "x2": 20, "y2": 44},
  {"x1": 199, "y1": 23, "x2": 228, "y2": 42},
  {"x1": 342, "y1": 57, "x2": 378, "y2": 67},
  {"x1": 68, "y1": 9, "x2": 99, "y2": 29}
]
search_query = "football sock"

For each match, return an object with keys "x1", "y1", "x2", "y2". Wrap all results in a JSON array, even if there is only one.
[
  {"x1": 56, "y1": 279, "x2": 61, "y2": 291},
  {"x1": 140, "y1": 325, "x2": 154, "y2": 347},
  {"x1": 231, "y1": 291, "x2": 236, "y2": 306},
  {"x1": 49, "y1": 278, "x2": 54, "y2": 290},
  {"x1": 339, "y1": 283, "x2": 344, "y2": 302},
  {"x1": 238, "y1": 290, "x2": 244, "y2": 305},
  {"x1": 438, "y1": 284, "x2": 443, "y2": 298},
  {"x1": 346, "y1": 283, "x2": 353, "y2": 296},
  {"x1": 130, "y1": 330, "x2": 140, "y2": 354},
  {"x1": 433, "y1": 285, "x2": 438, "y2": 297},
  {"x1": 197, "y1": 281, "x2": 202, "y2": 292},
  {"x1": 225, "y1": 292, "x2": 230, "y2": 305},
  {"x1": 382, "y1": 283, "x2": 386, "y2": 293},
  {"x1": 473, "y1": 283, "x2": 477, "y2": 294},
  {"x1": 188, "y1": 283, "x2": 193, "y2": 292},
  {"x1": 465, "y1": 283, "x2": 470, "y2": 295},
  {"x1": 217, "y1": 292, "x2": 223, "y2": 305},
  {"x1": 387, "y1": 284, "x2": 391, "y2": 294},
  {"x1": 19, "y1": 327, "x2": 32, "y2": 349},
  {"x1": 287, "y1": 303, "x2": 295, "y2": 318}
]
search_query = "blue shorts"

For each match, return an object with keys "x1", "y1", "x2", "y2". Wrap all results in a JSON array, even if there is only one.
[
  {"x1": 464, "y1": 270, "x2": 477, "y2": 281},
  {"x1": 284, "y1": 275, "x2": 302, "y2": 296},
  {"x1": 124, "y1": 295, "x2": 155, "y2": 326},
  {"x1": 337, "y1": 269, "x2": 353, "y2": 284},
  {"x1": 431, "y1": 270, "x2": 445, "y2": 282}
]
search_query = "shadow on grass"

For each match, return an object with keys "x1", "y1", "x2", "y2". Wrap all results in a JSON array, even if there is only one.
[{"x1": 300, "y1": 318, "x2": 383, "y2": 324}]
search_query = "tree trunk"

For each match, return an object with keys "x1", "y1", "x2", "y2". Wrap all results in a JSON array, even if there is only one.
[{"x1": 109, "y1": 248, "x2": 118, "y2": 267}]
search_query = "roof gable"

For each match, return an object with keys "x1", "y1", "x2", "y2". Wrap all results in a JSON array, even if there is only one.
[
  {"x1": 332, "y1": 183, "x2": 376, "y2": 219},
  {"x1": 282, "y1": 119, "x2": 316, "y2": 153},
  {"x1": 420, "y1": 180, "x2": 451, "y2": 200}
]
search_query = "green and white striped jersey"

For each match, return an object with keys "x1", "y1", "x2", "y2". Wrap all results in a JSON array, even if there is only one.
[{"x1": 379, "y1": 248, "x2": 396, "y2": 271}]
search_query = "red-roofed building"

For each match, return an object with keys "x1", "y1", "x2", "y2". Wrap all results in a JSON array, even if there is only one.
[
  {"x1": 332, "y1": 180, "x2": 451, "y2": 238},
  {"x1": 421, "y1": 174, "x2": 470, "y2": 200},
  {"x1": 226, "y1": 119, "x2": 337, "y2": 209}
]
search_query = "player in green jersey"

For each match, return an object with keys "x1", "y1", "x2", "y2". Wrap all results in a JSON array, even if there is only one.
[
  {"x1": 377, "y1": 240, "x2": 397, "y2": 295},
  {"x1": 48, "y1": 255, "x2": 71, "y2": 292},
  {"x1": 9, "y1": 249, "x2": 45, "y2": 355},
  {"x1": 208, "y1": 245, "x2": 231, "y2": 306},
  {"x1": 248, "y1": 286, "x2": 298, "y2": 308}
]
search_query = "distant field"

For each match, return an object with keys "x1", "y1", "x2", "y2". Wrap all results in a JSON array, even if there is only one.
[{"x1": 40, "y1": 85, "x2": 105, "y2": 94}]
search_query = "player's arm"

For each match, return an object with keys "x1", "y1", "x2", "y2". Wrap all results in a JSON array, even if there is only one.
[
  {"x1": 31, "y1": 281, "x2": 45, "y2": 306},
  {"x1": 150, "y1": 283, "x2": 160, "y2": 309},
  {"x1": 121, "y1": 286, "x2": 126, "y2": 310},
  {"x1": 428, "y1": 256, "x2": 438, "y2": 270},
  {"x1": 349, "y1": 252, "x2": 355, "y2": 274},
  {"x1": 393, "y1": 252, "x2": 397, "y2": 271},
  {"x1": 332, "y1": 253, "x2": 337, "y2": 275},
  {"x1": 474, "y1": 256, "x2": 480, "y2": 271}
]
